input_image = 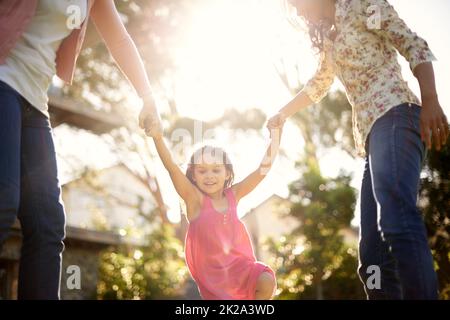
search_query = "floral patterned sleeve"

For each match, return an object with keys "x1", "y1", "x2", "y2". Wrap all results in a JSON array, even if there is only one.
[
  {"x1": 364, "y1": 0, "x2": 436, "y2": 72},
  {"x1": 302, "y1": 45, "x2": 335, "y2": 104}
]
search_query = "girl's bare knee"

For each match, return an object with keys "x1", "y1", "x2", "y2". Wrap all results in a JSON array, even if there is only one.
[{"x1": 255, "y1": 272, "x2": 276, "y2": 300}]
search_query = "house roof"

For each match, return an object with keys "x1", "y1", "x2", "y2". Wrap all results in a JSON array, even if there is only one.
[
  {"x1": 241, "y1": 193, "x2": 289, "y2": 220},
  {"x1": 62, "y1": 162, "x2": 148, "y2": 188},
  {"x1": 9, "y1": 220, "x2": 124, "y2": 246},
  {"x1": 48, "y1": 94, "x2": 125, "y2": 134}
]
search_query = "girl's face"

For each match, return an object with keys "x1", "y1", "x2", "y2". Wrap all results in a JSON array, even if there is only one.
[
  {"x1": 289, "y1": 0, "x2": 328, "y2": 25},
  {"x1": 192, "y1": 155, "x2": 231, "y2": 195}
]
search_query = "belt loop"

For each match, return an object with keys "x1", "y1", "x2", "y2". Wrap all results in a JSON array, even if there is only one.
[{"x1": 406, "y1": 103, "x2": 415, "y2": 128}]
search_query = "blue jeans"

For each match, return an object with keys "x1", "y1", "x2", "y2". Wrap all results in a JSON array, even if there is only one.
[
  {"x1": 358, "y1": 103, "x2": 438, "y2": 299},
  {"x1": 0, "y1": 81, "x2": 65, "y2": 299}
]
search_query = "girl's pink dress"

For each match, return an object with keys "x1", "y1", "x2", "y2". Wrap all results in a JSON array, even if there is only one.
[{"x1": 185, "y1": 188, "x2": 276, "y2": 300}]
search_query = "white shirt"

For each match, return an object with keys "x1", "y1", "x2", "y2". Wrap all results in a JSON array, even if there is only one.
[{"x1": 0, "y1": 0, "x2": 87, "y2": 117}]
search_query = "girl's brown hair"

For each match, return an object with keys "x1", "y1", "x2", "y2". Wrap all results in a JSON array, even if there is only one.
[{"x1": 185, "y1": 145, "x2": 235, "y2": 190}]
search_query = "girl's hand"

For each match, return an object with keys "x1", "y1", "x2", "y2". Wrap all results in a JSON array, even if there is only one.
[
  {"x1": 144, "y1": 113, "x2": 163, "y2": 139},
  {"x1": 145, "y1": 119, "x2": 163, "y2": 139},
  {"x1": 267, "y1": 112, "x2": 286, "y2": 140},
  {"x1": 139, "y1": 95, "x2": 163, "y2": 138},
  {"x1": 420, "y1": 97, "x2": 449, "y2": 151},
  {"x1": 268, "y1": 125, "x2": 283, "y2": 142}
]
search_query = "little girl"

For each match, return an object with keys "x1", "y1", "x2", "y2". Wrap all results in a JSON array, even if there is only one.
[{"x1": 147, "y1": 121, "x2": 282, "y2": 300}]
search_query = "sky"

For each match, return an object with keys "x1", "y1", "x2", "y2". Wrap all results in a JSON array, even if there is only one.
[{"x1": 56, "y1": 0, "x2": 450, "y2": 226}]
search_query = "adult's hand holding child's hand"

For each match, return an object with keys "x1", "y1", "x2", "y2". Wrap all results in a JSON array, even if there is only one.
[
  {"x1": 138, "y1": 94, "x2": 163, "y2": 138},
  {"x1": 145, "y1": 116, "x2": 163, "y2": 139},
  {"x1": 267, "y1": 112, "x2": 286, "y2": 130},
  {"x1": 267, "y1": 112, "x2": 286, "y2": 140}
]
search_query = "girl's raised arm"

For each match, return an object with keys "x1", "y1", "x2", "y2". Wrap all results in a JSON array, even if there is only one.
[
  {"x1": 152, "y1": 133, "x2": 201, "y2": 204},
  {"x1": 231, "y1": 128, "x2": 283, "y2": 202}
]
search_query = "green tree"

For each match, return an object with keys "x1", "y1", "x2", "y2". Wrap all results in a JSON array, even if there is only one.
[
  {"x1": 268, "y1": 161, "x2": 364, "y2": 299},
  {"x1": 274, "y1": 56, "x2": 355, "y2": 165},
  {"x1": 420, "y1": 136, "x2": 450, "y2": 300},
  {"x1": 97, "y1": 220, "x2": 188, "y2": 299},
  {"x1": 267, "y1": 41, "x2": 363, "y2": 299}
]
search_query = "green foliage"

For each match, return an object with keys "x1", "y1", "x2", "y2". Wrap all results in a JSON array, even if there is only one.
[
  {"x1": 97, "y1": 223, "x2": 189, "y2": 299},
  {"x1": 312, "y1": 92, "x2": 355, "y2": 157},
  {"x1": 275, "y1": 54, "x2": 355, "y2": 161},
  {"x1": 271, "y1": 35, "x2": 363, "y2": 299},
  {"x1": 420, "y1": 136, "x2": 450, "y2": 300},
  {"x1": 319, "y1": 247, "x2": 365, "y2": 299},
  {"x1": 268, "y1": 161, "x2": 364, "y2": 299},
  {"x1": 291, "y1": 91, "x2": 354, "y2": 157}
]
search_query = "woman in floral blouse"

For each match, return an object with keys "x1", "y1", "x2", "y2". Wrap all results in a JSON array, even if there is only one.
[{"x1": 268, "y1": 0, "x2": 448, "y2": 299}]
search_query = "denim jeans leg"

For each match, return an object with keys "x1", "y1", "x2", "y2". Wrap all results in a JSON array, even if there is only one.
[
  {"x1": 358, "y1": 155, "x2": 402, "y2": 299},
  {"x1": 368, "y1": 104, "x2": 438, "y2": 299},
  {"x1": 16, "y1": 102, "x2": 66, "y2": 300},
  {"x1": 0, "y1": 82, "x2": 22, "y2": 250}
]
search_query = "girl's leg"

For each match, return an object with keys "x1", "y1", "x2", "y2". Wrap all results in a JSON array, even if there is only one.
[
  {"x1": 368, "y1": 103, "x2": 438, "y2": 299},
  {"x1": 254, "y1": 271, "x2": 276, "y2": 300},
  {"x1": 358, "y1": 154, "x2": 402, "y2": 299}
]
